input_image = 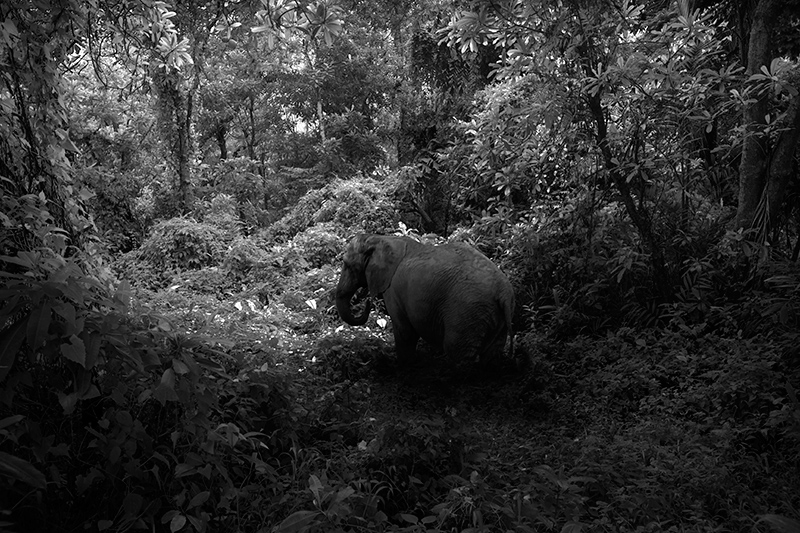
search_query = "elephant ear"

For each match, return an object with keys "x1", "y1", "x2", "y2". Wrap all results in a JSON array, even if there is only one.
[{"x1": 364, "y1": 236, "x2": 405, "y2": 297}]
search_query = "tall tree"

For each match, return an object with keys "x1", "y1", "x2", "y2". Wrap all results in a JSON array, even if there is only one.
[
  {"x1": 0, "y1": 1, "x2": 90, "y2": 254},
  {"x1": 442, "y1": 0, "x2": 737, "y2": 295},
  {"x1": 734, "y1": 0, "x2": 800, "y2": 234},
  {"x1": 147, "y1": 0, "x2": 223, "y2": 213}
]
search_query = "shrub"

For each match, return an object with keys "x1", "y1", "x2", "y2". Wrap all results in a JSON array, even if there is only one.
[
  {"x1": 178, "y1": 266, "x2": 236, "y2": 295},
  {"x1": 512, "y1": 327, "x2": 800, "y2": 531},
  {"x1": 266, "y1": 188, "x2": 328, "y2": 242},
  {"x1": 392, "y1": 156, "x2": 466, "y2": 235},
  {"x1": 148, "y1": 175, "x2": 188, "y2": 221},
  {"x1": 453, "y1": 194, "x2": 631, "y2": 336},
  {"x1": 219, "y1": 236, "x2": 318, "y2": 292},
  {"x1": 465, "y1": 186, "x2": 738, "y2": 336},
  {"x1": 0, "y1": 185, "x2": 97, "y2": 258},
  {"x1": 271, "y1": 412, "x2": 478, "y2": 530},
  {"x1": 265, "y1": 243, "x2": 310, "y2": 279},
  {"x1": 292, "y1": 223, "x2": 345, "y2": 268},
  {"x1": 265, "y1": 176, "x2": 399, "y2": 242},
  {"x1": 309, "y1": 332, "x2": 390, "y2": 382},
  {"x1": 221, "y1": 236, "x2": 271, "y2": 279},
  {"x1": 0, "y1": 246, "x2": 301, "y2": 533},
  {"x1": 318, "y1": 111, "x2": 386, "y2": 175},
  {"x1": 197, "y1": 192, "x2": 242, "y2": 244},
  {"x1": 74, "y1": 167, "x2": 145, "y2": 253},
  {"x1": 139, "y1": 216, "x2": 227, "y2": 271},
  {"x1": 312, "y1": 177, "x2": 398, "y2": 234},
  {"x1": 195, "y1": 157, "x2": 275, "y2": 228},
  {"x1": 111, "y1": 248, "x2": 174, "y2": 289},
  {"x1": 271, "y1": 473, "x2": 391, "y2": 533},
  {"x1": 271, "y1": 166, "x2": 330, "y2": 211}
]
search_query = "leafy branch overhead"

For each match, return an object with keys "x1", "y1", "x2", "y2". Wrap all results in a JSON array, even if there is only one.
[
  {"x1": 148, "y1": 3, "x2": 194, "y2": 70},
  {"x1": 252, "y1": 0, "x2": 344, "y2": 46}
]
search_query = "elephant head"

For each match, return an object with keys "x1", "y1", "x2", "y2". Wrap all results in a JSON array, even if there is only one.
[{"x1": 335, "y1": 234, "x2": 405, "y2": 326}]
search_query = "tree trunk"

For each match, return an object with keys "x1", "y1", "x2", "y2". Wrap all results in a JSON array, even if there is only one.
[
  {"x1": 216, "y1": 125, "x2": 228, "y2": 160},
  {"x1": 317, "y1": 98, "x2": 326, "y2": 143},
  {"x1": 178, "y1": 88, "x2": 192, "y2": 212},
  {"x1": 247, "y1": 95, "x2": 256, "y2": 159},
  {"x1": 586, "y1": 92, "x2": 673, "y2": 299},
  {"x1": 735, "y1": 0, "x2": 782, "y2": 230},
  {"x1": 571, "y1": 5, "x2": 673, "y2": 297},
  {"x1": 151, "y1": 65, "x2": 196, "y2": 214},
  {"x1": 766, "y1": 88, "x2": 800, "y2": 225}
]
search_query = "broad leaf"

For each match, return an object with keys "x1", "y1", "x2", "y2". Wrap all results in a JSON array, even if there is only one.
[
  {"x1": 0, "y1": 253, "x2": 36, "y2": 270},
  {"x1": 759, "y1": 515, "x2": 800, "y2": 533},
  {"x1": 154, "y1": 369, "x2": 179, "y2": 405},
  {"x1": 58, "y1": 391, "x2": 79, "y2": 414},
  {"x1": 26, "y1": 300, "x2": 52, "y2": 350},
  {"x1": 308, "y1": 474, "x2": 323, "y2": 504},
  {"x1": 188, "y1": 490, "x2": 210, "y2": 509},
  {"x1": 0, "y1": 451, "x2": 46, "y2": 489},
  {"x1": 274, "y1": 510, "x2": 320, "y2": 533},
  {"x1": 61, "y1": 335, "x2": 86, "y2": 367},
  {"x1": 169, "y1": 514, "x2": 186, "y2": 533},
  {"x1": 0, "y1": 415, "x2": 24, "y2": 430},
  {"x1": 81, "y1": 330, "x2": 101, "y2": 370},
  {"x1": 0, "y1": 319, "x2": 26, "y2": 382},
  {"x1": 399, "y1": 513, "x2": 418, "y2": 524}
]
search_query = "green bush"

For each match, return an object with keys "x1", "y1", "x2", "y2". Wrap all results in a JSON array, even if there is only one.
[
  {"x1": 309, "y1": 332, "x2": 390, "y2": 382},
  {"x1": 455, "y1": 194, "x2": 630, "y2": 336},
  {"x1": 139, "y1": 216, "x2": 227, "y2": 271},
  {"x1": 467, "y1": 185, "x2": 738, "y2": 336},
  {"x1": 178, "y1": 266, "x2": 236, "y2": 295},
  {"x1": 312, "y1": 177, "x2": 398, "y2": 234},
  {"x1": 264, "y1": 243, "x2": 310, "y2": 279},
  {"x1": 148, "y1": 177, "x2": 188, "y2": 221},
  {"x1": 75, "y1": 167, "x2": 145, "y2": 253},
  {"x1": 0, "y1": 246, "x2": 303, "y2": 532},
  {"x1": 318, "y1": 111, "x2": 386, "y2": 175},
  {"x1": 267, "y1": 188, "x2": 328, "y2": 242},
  {"x1": 265, "y1": 176, "x2": 399, "y2": 242},
  {"x1": 111, "y1": 248, "x2": 174, "y2": 289},
  {"x1": 392, "y1": 155, "x2": 466, "y2": 235},
  {"x1": 271, "y1": 473, "x2": 391, "y2": 533},
  {"x1": 292, "y1": 223, "x2": 346, "y2": 269},
  {"x1": 195, "y1": 157, "x2": 275, "y2": 228},
  {"x1": 197, "y1": 192, "x2": 242, "y2": 244},
  {"x1": 269, "y1": 411, "x2": 484, "y2": 532},
  {"x1": 221, "y1": 236, "x2": 271, "y2": 279},
  {"x1": 514, "y1": 327, "x2": 800, "y2": 531}
]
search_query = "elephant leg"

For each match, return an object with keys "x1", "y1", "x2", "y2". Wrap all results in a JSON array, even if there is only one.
[
  {"x1": 443, "y1": 329, "x2": 481, "y2": 363},
  {"x1": 480, "y1": 324, "x2": 508, "y2": 361},
  {"x1": 383, "y1": 293, "x2": 419, "y2": 361},
  {"x1": 389, "y1": 314, "x2": 419, "y2": 362},
  {"x1": 393, "y1": 324, "x2": 420, "y2": 361}
]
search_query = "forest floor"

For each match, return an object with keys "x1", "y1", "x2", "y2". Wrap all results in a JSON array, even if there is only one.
[{"x1": 135, "y1": 264, "x2": 800, "y2": 532}]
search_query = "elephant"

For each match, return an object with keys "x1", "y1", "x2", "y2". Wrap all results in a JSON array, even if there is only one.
[{"x1": 335, "y1": 234, "x2": 514, "y2": 363}]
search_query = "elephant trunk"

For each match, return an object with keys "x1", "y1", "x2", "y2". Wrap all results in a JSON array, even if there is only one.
[{"x1": 335, "y1": 269, "x2": 372, "y2": 326}]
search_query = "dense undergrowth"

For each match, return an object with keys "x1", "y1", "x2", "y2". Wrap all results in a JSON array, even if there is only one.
[
  {"x1": 5, "y1": 1, "x2": 800, "y2": 532},
  {"x1": 2, "y1": 174, "x2": 800, "y2": 533}
]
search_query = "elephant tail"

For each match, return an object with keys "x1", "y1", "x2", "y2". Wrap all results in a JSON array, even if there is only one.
[
  {"x1": 487, "y1": 290, "x2": 514, "y2": 360},
  {"x1": 477, "y1": 288, "x2": 514, "y2": 363},
  {"x1": 504, "y1": 289, "x2": 515, "y2": 359}
]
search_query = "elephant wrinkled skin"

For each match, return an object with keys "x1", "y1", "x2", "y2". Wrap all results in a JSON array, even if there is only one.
[{"x1": 335, "y1": 234, "x2": 514, "y2": 362}]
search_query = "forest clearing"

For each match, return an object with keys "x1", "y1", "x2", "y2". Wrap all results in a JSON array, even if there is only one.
[{"x1": 1, "y1": 1, "x2": 799, "y2": 532}]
